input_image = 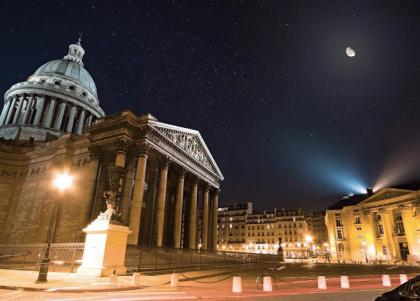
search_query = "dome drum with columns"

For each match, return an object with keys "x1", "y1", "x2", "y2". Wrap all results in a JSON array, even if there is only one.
[{"x1": 0, "y1": 39, "x2": 105, "y2": 141}]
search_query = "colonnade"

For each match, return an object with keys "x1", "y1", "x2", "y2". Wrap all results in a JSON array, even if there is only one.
[
  {"x1": 0, "y1": 94, "x2": 95, "y2": 134},
  {"x1": 94, "y1": 145, "x2": 219, "y2": 250}
]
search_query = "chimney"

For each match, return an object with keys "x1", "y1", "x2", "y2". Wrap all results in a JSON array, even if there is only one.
[{"x1": 366, "y1": 188, "x2": 373, "y2": 196}]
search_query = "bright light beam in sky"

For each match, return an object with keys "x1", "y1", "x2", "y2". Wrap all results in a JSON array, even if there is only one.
[{"x1": 307, "y1": 154, "x2": 368, "y2": 195}]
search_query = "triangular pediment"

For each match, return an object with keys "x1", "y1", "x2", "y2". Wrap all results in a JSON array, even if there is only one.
[
  {"x1": 360, "y1": 188, "x2": 412, "y2": 204},
  {"x1": 149, "y1": 120, "x2": 224, "y2": 180}
]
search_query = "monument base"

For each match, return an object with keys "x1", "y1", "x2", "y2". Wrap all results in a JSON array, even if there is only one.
[{"x1": 77, "y1": 217, "x2": 132, "y2": 277}]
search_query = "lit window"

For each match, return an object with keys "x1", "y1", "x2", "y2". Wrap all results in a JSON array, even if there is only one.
[{"x1": 337, "y1": 228, "x2": 343, "y2": 239}]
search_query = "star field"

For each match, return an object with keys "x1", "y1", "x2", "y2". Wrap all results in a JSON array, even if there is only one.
[{"x1": 1, "y1": 1, "x2": 420, "y2": 210}]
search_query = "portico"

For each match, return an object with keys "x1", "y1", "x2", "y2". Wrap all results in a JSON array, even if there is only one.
[{"x1": 86, "y1": 111, "x2": 223, "y2": 250}]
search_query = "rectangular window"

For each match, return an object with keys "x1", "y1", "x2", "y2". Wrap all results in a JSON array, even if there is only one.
[
  {"x1": 336, "y1": 219, "x2": 342, "y2": 227},
  {"x1": 394, "y1": 215, "x2": 405, "y2": 235},
  {"x1": 378, "y1": 224, "x2": 384, "y2": 235},
  {"x1": 382, "y1": 245, "x2": 388, "y2": 256},
  {"x1": 354, "y1": 215, "x2": 361, "y2": 224},
  {"x1": 337, "y1": 228, "x2": 343, "y2": 239}
]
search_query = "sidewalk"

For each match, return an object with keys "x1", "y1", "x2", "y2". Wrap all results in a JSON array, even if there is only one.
[{"x1": 0, "y1": 269, "x2": 170, "y2": 292}]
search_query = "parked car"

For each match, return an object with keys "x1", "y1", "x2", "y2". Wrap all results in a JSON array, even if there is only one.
[{"x1": 375, "y1": 275, "x2": 420, "y2": 300}]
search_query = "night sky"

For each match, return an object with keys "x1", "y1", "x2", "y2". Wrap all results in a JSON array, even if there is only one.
[{"x1": 2, "y1": 1, "x2": 420, "y2": 211}]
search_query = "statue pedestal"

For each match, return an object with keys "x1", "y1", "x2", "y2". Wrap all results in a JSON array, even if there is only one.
[{"x1": 77, "y1": 218, "x2": 132, "y2": 277}]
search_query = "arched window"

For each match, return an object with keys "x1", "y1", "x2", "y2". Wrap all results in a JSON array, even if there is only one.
[
  {"x1": 54, "y1": 81, "x2": 61, "y2": 85},
  {"x1": 82, "y1": 91, "x2": 87, "y2": 97},
  {"x1": 69, "y1": 85, "x2": 75, "y2": 91}
]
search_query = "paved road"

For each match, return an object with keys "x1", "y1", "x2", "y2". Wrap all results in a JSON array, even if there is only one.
[
  {"x1": 0, "y1": 287, "x2": 388, "y2": 301},
  {"x1": 1, "y1": 263, "x2": 418, "y2": 300}
]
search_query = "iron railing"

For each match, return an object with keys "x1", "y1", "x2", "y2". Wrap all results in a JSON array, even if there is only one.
[
  {"x1": 0, "y1": 243, "x2": 84, "y2": 272},
  {"x1": 0, "y1": 243, "x2": 280, "y2": 273},
  {"x1": 124, "y1": 246, "x2": 279, "y2": 273}
]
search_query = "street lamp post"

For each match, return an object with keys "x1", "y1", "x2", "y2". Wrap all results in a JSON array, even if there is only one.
[{"x1": 36, "y1": 172, "x2": 73, "y2": 283}]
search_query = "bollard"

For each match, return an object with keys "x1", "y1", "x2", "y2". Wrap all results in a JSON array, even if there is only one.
[
  {"x1": 170, "y1": 273, "x2": 179, "y2": 288},
  {"x1": 263, "y1": 275, "x2": 273, "y2": 292},
  {"x1": 400, "y1": 274, "x2": 408, "y2": 284},
  {"x1": 317, "y1": 276, "x2": 327, "y2": 289},
  {"x1": 232, "y1": 274, "x2": 242, "y2": 293},
  {"x1": 382, "y1": 274, "x2": 391, "y2": 287},
  {"x1": 132, "y1": 272, "x2": 141, "y2": 285},
  {"x1": 340, "y1": 275, "x2": 350, "y2": 289}
]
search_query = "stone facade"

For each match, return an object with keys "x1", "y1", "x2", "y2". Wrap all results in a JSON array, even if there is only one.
[
  {"x1": 0, "y1": 40, "x2": 223, "y2": 251},
  {"x1": 217, "y1": 202, "x2": 320, "y2": 257},
  {"x1": 325, "y1": 186, "x2": 420, "y2": 264}
]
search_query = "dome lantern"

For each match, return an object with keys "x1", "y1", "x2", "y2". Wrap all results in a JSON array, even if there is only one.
[{"x1": 63, "y1": 38, "x2": 85, "y2": 66}]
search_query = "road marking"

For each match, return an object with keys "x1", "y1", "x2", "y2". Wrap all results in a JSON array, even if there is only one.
[
  {"x1": 108, "y1": 295, "x2": 197, "y2": 301},
  {"x1": 50, "y1": 291, "x2": 194, "y2": 301}
]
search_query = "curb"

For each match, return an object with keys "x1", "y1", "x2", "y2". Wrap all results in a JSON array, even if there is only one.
[{"x1": 0, "y1": 284, "x2": 141, "y2": 293}]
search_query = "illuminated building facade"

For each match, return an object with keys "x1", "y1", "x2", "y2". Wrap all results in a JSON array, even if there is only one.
[
  {"x1": 0, "y1": 40, "x2": 223, "y2": 250},
  {"x1": 217, "y1": 202, "x2": 252, "y2": 252},
  {"x1": 305, "y1": 211, "x2": 328, "y2": 245},
  {"x1": 217, "y1": 202, "x2": 318, "y2": 257},
  {"x1": 325, "y1": 185, "x2": 420, "y2": 264}
]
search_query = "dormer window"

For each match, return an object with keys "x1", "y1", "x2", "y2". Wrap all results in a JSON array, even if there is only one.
[
  {"x1": 54, "y1": 81, "x2": 61, "y2": 85},
  {"x1": 82, "y1": 91, "x2": 87, "y2": 97},
  {"x1": 69, "y1": 85, "x2": 75, "y2": 90}
]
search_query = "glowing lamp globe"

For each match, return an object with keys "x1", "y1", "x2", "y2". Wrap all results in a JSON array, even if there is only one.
[{"x1": 53, "y1": 172, "x2": 73, "y2": 191}]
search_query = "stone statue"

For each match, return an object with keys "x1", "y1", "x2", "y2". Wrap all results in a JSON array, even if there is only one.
[{"x1": 97, "y1": 191, "x2": 122, "y2": 224}]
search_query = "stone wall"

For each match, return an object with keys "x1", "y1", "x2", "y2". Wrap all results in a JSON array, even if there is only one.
[{"x1": 0, "y1": 135, "x2": 98, "y2": 244}]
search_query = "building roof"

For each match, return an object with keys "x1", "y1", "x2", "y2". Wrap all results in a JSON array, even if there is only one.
[
  {"x1": 328, "y1": 181, "x2": 420, "y2": 210},
  {"x1": 327, "y1": 194, "x2": 370, "y2": 210},
  {"x1": 33, "y1": 59, "x2": 97, "y2": 96}
]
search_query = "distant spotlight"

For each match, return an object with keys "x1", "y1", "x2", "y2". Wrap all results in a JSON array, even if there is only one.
[{"x1": 351, "y1": 183, "x2": 367, "y2": 194}]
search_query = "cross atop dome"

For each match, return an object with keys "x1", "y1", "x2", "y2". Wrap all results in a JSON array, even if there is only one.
[{"x1": 63, "y1": 38, "x2": 85, "y2": 66}]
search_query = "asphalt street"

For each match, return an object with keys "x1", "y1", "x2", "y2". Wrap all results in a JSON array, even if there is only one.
[{"x1": 1, "y1": 263, "x2": 418, "y2": 300}]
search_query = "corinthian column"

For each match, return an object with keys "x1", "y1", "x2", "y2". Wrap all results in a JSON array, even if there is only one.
[
  {"x1": 21, "y1": 97, "x2": 34, "y2": 124},
  {"x1": 66, "y1": 106, "x2": 77, "y2": 132},
  {"x1": 173, "y1": 170, "x2": 185, "y2": 248},
  {"x1": 153, "y1": 158, "x2": 169, "y2": 247},
  {"x1": 54, "y1": 102, "x2": 67, "y2": 130},
  {"x1": 43, "y1": 98, "x2": 56, "y2": 127},
  {"x1": 4, "y1": 96, "x2": 17, "y2": 125},
  {"x1": 12, "y1": 96, "x2": 24, "y2": 124},
  {"x1": 201, "y1": 186, "x2": 210, "y2": 250},
  {"x1": 77, "y1": 110, "x2": 86, "y2": 134},
  {"x1": 188, "y1": 178, "x2": 198, "y2": 249},
  {"x1": 127, "y1": 150, "x2": 149, "y2": 245},
  {"x1": 33, "y1": 96, "x2": 45, "y2": 125},
  {"x1": 120, "y1": 157, "x2": 135, "y2": 224},
  {"x1": 0, "y1": 99, "x2": 11, "y2": 126},
  {"x1": 211, "y1": 190, "x2": 219, "y2": 251}
]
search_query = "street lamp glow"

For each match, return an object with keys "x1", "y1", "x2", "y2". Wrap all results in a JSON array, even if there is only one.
[
  {"x1": 305, "y1": 235, "x2": 313, "y2": 243},
  {"x1": 53, "y1": 172, "x2": 73, "y2": 191},
  {"x1": 368, "y1": 245, "x2": 376, "y2": 256}
]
